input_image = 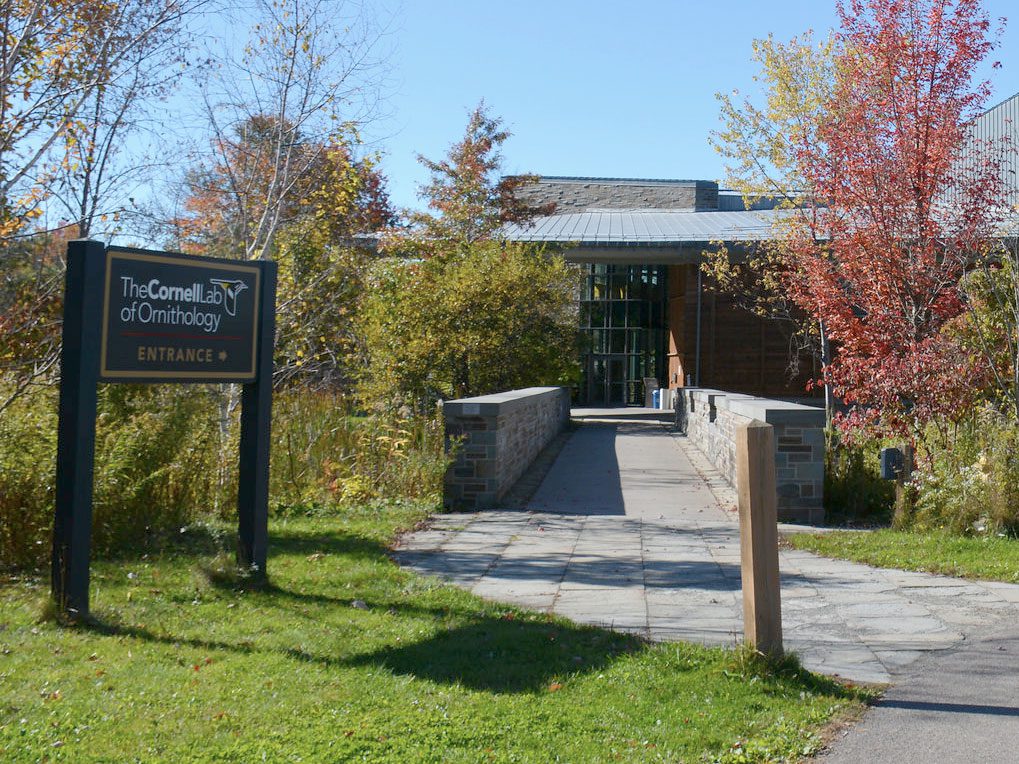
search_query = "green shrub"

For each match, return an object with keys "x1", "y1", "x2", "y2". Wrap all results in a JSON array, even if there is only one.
[
  {"x1": 91, "y1": 385, "x2": 224, "y2": 555},
  {"x1": 356, "y1": 244, "x2": 581, "y2": 409},
  {"x1": 823, "y1": 429, "x2": 895, "y2": 525},
  {"x1": 0, "y1": 386, "x2": 58, "y2": 569},
  {"x1": 0, "y1": 383, "x2": 224, "y2": 569}
]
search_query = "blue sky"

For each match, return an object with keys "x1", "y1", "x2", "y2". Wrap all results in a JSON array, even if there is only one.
[{"x1": 374, "y1": 0, "x2": 1019, "y2": 212}]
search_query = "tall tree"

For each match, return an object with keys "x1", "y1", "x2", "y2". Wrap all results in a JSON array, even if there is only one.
[
  {"x1": 0, "y1": 0, "x2": 206, "y2": 413},
  {"x1": 0, "y1": 0, "x2": 205, "y2": 239},
  {"x1": 390, "y1": 101, "x2": 552, "y2": 256},
  {"x1": 177, "y1": 116, "x2": 394, "y2": 389},
  {"x1": 787, "y1": 0, "x2": 1002, "y2": 439},
  {"x1": 716, "y1": 0, "x2": 1003, "y2": 439},
  {"x1": 359, "y1": 104, "x2": 578, "y2": 408},
  {"x1": 708, "y1": 32, "x2": 839, "y2": 414},
  {"x1": 184, "y1": 0, "x2": 388, "y2": 260},
  {"x1": 177, "y1": 117, "x2": 391, "y2": 255},
  {"x1": 49, "y1": 0, "x2": 209, "y2": 239}
]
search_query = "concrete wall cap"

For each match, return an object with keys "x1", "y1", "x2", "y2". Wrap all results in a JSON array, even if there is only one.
[
  {"x1": 684, "y1": 387, "x2": 823, "y2": 426},
  {"x1": 443, "y1": 387, "x2": 566, "y2": 417},
  {"x1": 725, "y1": 398, "x2": 825, "y2": 426}
]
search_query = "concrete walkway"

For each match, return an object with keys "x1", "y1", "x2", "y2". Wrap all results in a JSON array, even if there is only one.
[{"x1": 395, "y1": 410, "x2": 1019, "y2": 685}]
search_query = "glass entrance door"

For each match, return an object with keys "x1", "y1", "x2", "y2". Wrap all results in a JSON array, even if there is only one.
[
  {"x1": 578, "y1": 263, "x2": 668, "y2": 405},
  {"x1": 588, "y1": 354, "x2": 627, "y2": 405}
]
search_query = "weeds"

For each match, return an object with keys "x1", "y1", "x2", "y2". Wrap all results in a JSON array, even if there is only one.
[
  {"x1": 0, "y1": 380, "x2": 450, "y2": 570},
  {"x1": 908, "y1": 406, "x2": 1019, "y2": 535}
]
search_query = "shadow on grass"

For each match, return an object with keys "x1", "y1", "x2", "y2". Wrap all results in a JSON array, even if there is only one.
[
  {"x1": 60, "y1": 522, "x2": 865, "y2": 698},
  {"x1": 74, "y1": 604, "x2": 646, "y2": 693},
  {"x1": 268, "y1": 526, "x2": 390, "y2": 561},
  {"x1": 67, "y1": 522, "x2": 650, "y2": 693},
  {"x1": 89, "y1": 518, "x2": 395, "y2": 568},
  {"x1": 344, "y1": 619, "x2": 644, "y2": 692}
]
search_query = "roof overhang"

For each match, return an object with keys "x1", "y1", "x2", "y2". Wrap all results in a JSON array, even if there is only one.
[
  {"x1": 502, "y1": 208, "x2": 785, "y2": 264},
  {"x1": 552, "y1": 242, "x2": 743, "y2": 265}
]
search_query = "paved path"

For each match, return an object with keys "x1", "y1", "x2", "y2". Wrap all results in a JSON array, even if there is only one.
[
  {"x1": 818, "y1": 618, "x2": 1019, "y2": 761},
  {"x1": 396, "y1": 411, "x2": 1019, "y2": 685}
]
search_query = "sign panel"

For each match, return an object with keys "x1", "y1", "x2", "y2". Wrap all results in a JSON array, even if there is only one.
[
  {"x1": 53, "y1": 240, "x2": 277, "y2": 617},
  {"x1": 100, "y1": 247, "x2": 261, "y2": 381}
]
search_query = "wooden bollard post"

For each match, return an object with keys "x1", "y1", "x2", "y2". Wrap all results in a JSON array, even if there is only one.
[{"x1": 735, "y1": 420, "x2": 783, "y2": 657}]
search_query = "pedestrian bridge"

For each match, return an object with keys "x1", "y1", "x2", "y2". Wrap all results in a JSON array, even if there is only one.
[{"x1": 403, "y1": 404, "x2": 1019, "y2": 684}]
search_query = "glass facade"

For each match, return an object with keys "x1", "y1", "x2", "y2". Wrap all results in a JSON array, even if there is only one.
[{"x1": 578, "y1": 264, "x2": 668, "y2": 405}]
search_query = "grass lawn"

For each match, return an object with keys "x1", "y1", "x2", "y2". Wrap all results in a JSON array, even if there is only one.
[
  {"x1": 786, "y1": 529, "x2": 1019, "y2": 583},
  {"x1": 2, "y1": 501, "x2": 869, "y2": 763}
]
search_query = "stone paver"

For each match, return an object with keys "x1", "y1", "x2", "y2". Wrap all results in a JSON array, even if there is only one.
[{"x1": 396, "y1": 409, "x2": 1019, "y2": 684}]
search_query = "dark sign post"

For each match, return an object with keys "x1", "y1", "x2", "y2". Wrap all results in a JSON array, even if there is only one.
[
  {"x1": 52, "y1": 240, "x2": 105, "y2": 617},
  {"x1": 52, "y1": 240, "x2": 277, "y2": 617},
  {"x1": 237, "y1": 261, "x2": 276, "y2": 573}
]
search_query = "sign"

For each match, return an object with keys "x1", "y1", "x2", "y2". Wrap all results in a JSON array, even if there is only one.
[
  {"x1": 100, "y1": 248, "x2": 261, "y2": 381},
  {"x1": 52, "y1": 241, "x2": 277, "y2": 618}
]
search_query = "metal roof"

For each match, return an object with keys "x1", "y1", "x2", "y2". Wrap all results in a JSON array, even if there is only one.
[
  {"x1": 502, "y1": 209, "x2": 785, "y2": 246},
  {"x1": 518, "y1": 176, "x2": 712, "y2": 187},
  {"x1": 968, "y1": 93, "x2": 1019, "y2": 207}
]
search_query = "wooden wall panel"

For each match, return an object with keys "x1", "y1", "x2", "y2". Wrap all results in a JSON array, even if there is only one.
[{"x1": 675, "y1": 264, "x2": 819, "y2": 398}]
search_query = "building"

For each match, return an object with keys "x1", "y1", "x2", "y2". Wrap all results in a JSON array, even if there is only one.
[{"x1": 502, "y1": 177, "x2": 818, "y2": 405}]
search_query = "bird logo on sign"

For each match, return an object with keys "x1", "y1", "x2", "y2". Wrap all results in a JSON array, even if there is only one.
[{"x1": 210, "y1": 278, "x2": 248, "y2": 317}]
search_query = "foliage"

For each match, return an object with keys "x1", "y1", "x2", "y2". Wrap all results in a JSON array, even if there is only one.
[
  {"x1": 0, "y1": 381, "x2": 450, "y2": 569},
  {"x1": 357, "y1": 243, "x2": 582, "y2": 408},
  {"x1": 178, "y1": 118, "x2": 392, "y2": 260},
  {"x1": 954, "y1": 242, "x2": 1019, "y2": 421},
  {"x1": 707, "y1": 33, "x2": 838, "y2": 392},
  {"x1": 360, "y1": 102, "x2": 578, "y2": 409},
  {"x1": 269, "y1": 390, "x2": 450, "y2": 510},
  {"x1": 906, "y1": 407, "x2": 1019, "y2": 535},
  {"x1": 0, "y1": 512, "x2": 868, "y2": 762},
  {"x1": 271, "y1": 218, "x2": 371, "y2": 389},
  {"x1": 712, "y1": 31, "x2": 836, "y2": 206},
  {"x1": 0, "y1": 383, "x2": 223, "y2": 569},
  {"x1": 823, "y1": 431, "x2": 895, "y2": 526},
  {"x1": 785, "y1": 0, "x2": 1002, "y2": 440},
  {"x1": 787, "y1": 527, "x2": 1019, "y2": 583},
  {"x1": 50, "y1": 0, "x2": 206, "y2": 239},
  {"x1": 175, "y1": 0, "x2": 389, "y2": 260},
  {"x1": 0, "y1": 382, "x2": 58, "y2": 569},
  {"x1": 716, "y1": 0, "x2": 1004, "y2": 440},
  {"x1": 179, "y1": 120, "x2": 393, "y2": 388},
  {"x1": 0, "y1": 230, "x2": 69, "y2": 413},
  {"x1": 90, "y1": 385, "x2": 224, "y2": 555},
  {"x1": 393, "y1": 101, "x2": 554, "y2": 255},
  {"x1": 0, "y1": 0, "x2": 204, "y2": 238}
]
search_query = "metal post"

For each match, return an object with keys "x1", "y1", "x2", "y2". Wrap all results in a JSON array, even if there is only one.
[
  {"x1": 52, "y1": 239, "x2": 106, "y2": 617},
  {"x1": 695, "y1": 267, "x2": 702, "y2": 387},
  {"x1": 237, "y1": 260, "x2": 277, "y2": 574}
]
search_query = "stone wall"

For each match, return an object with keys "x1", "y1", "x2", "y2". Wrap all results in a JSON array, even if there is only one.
[
  {"x1": 512, "y1": 177, "x2": 719, "y2": 212},
  {"x1": 681, "y1": 388, "x2": 825, "y2": 523},
  {"x1": 443, "y1": 387, "x2": 571, "y2": 510}
]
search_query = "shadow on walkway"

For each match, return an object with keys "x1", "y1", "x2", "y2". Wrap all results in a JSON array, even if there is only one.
[{"x1": 526, "y1": 422, "x2": 626, "y2": 516}]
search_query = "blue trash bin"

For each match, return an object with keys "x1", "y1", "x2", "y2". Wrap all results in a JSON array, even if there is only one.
[{"x1": 652, "y1": 389, "x2": 661, "y2": 409}]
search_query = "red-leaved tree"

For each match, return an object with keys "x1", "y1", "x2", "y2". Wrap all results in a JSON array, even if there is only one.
[{"x1": 786, "y1": 0, "x2": 1004, "y2": 440}]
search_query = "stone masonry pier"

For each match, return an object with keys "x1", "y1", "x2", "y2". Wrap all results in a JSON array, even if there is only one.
[
  {"x1": 681, "y1": 388, "x2": 825, "y2": 523},
  {"x1": 443, "y1": 387, "x2": 570, "y2": 510}
]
